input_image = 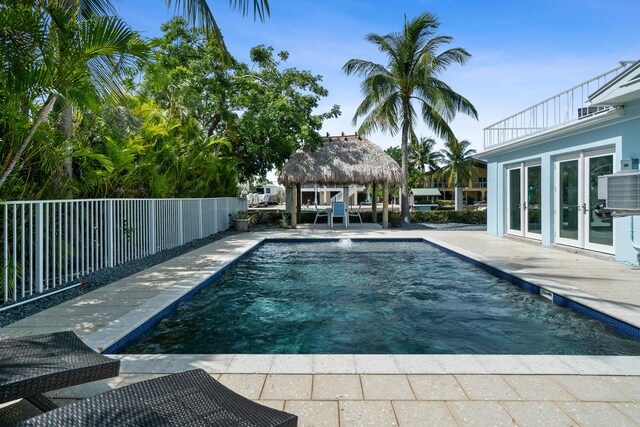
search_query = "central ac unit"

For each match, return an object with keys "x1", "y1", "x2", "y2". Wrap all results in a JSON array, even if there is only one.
[{"x1": 598, "y1": 169, "x2": 640, "y2": 216}]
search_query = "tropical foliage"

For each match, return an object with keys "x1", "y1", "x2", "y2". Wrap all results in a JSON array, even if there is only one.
[
  {"x1": 0, "y1": 1, "x2": 149, "y2": 193},
  {"x1": 68, "y1": 0, "x2": 270, "y2": 60},
  {"x1": 0, "y1": 8, "x2": 338, "y2": 200},
  {"x1": 410, "y1": 209, "x2": 486, "y2": 224},
  {"x1": 409, "y1": 136, "x2": 442, "y2": 187},
  {"x1": 386, "y1": 137, "x2": 479, "y2": 195},
  {"x1": 344, "y1": 12, "x2": 477, "y2": 223}
]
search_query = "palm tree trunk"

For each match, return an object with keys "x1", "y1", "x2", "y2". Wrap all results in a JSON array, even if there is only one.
[
  {"x1": 54, "y1": 100, "x2": 74, "y2": 195},
  {"x1": 0, "y1": 94, "x2": 57, "y2": 190},
  {"x1": 400, "y1": 109, "x2": 411, "y2": 224}
]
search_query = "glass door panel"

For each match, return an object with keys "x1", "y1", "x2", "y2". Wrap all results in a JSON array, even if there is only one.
[
  {"x1": 526, "y1": 166, "x2": 541, "y2": 236},
  {"x1": 587, "y1": 155, "x2": 613, "y2": 248},
  {"x1": 508, "y1": 168, "x2": 521, "y2": 232},
  {"x1": 559, "y1": 160, "x2": 580, "y2": 241}
]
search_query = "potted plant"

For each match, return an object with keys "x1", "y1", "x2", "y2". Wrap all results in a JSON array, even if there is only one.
[
  {"x1": 233, "y1": 210, "x2": 252, "y2": 232},
  {"x1": 279, "y1": 212, "x2": 291, "y2": 228}
]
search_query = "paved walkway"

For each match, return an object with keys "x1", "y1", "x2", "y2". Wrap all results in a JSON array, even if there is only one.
[{"x1": 2, "y1": 228, "x2": 640, "y2": 426}]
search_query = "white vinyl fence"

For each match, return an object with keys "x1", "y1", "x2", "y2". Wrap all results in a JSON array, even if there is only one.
[{"x1": 1, "y1": 197, "x2": 246, "y2": 306}]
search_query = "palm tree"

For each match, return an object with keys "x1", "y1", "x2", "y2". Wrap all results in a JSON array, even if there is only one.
[
  {"x1": 0, "y1": 3, "x2": 150, "y2": 189},
  {"x1": 343, "y1": 12, "x2": 478, "y2": 224},
  {"x1": 409, "y1": 135, "x2": 442, "y2": 187},
  {"x1": 439, "y1": 138, "x2": 477, "y2": 188}
]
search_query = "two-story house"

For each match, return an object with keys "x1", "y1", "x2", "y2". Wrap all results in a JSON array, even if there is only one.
[{"x1": 426, "y1": 160, "x2": 487, "y2": 204}]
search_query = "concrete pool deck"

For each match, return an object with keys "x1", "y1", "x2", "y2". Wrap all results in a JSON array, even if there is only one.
[{"x1": 2, "y1": 228, "x2": 640, "y2": 425}]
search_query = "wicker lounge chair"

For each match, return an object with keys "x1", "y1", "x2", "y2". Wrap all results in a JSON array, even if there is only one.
[
  {"x1": 19, "y1": 369, "x2": 298, "y2": 426},
  {"x1": 0, "y1": 331, "x2": 120, "y2": 412}
]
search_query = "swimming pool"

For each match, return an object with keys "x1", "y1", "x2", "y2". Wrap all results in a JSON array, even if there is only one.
[{"x1": 119, "y1": 239, "x2": 640, "y2": 355}]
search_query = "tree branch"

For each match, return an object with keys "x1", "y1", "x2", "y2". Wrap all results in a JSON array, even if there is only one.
[{"x1": 0, "y1": 94, "x2": 57, "y2": 189}]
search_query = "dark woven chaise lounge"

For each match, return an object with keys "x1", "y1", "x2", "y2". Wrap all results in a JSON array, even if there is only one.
[
  {"x1": 2, "y1": 332, "x2": 297, "y2": 426},
  {"x1": 19, "y1": 369, "x2": 298, "y2": 426},
  {"x1": 0, "y1": 331, "x2": 120, "y2": 412}
]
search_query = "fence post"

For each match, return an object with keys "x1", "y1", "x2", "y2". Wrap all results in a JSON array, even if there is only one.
[
  {"x1": 149, "y1": 200, "x2": 157, "y2": 255},
  {"x1": 225, "y1": 198, "x2": 230, "y2": 229},
  {"x1": 198, "y1": 199, "x2": 203, "y2": 239},
  {"x1": 178, "y1": 199, "x2": 184, "y2": 245},
  {"x1": 107, "y1": 200, "x2": 114, "y2": 267},
  {"x1": 213, "y1": 199, "x2": 218, "y2": 233},
  {"x1": 3, "y1": 204, "x2": 8, "y2": 303},
  {"x1": 35, "y1": 202, "x2": 44, "y2": 294}
]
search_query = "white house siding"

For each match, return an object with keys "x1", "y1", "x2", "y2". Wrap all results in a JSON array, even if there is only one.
[{"x1": 480, "y1": 100, "x2": 640, "y2": 265}]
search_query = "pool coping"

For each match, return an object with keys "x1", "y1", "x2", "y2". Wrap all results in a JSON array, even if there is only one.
[
  {"x1": 106, "y1": 353, "x2": 640, "y2": 376},
  {"x1": 83, "y1": 233, "x2": 640, "y2": 376}
]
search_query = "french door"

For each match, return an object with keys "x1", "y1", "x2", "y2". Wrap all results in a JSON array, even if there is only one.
[
  {"x1": 555, "y1": 149, "x2": 614, "y2": 253},
  {"x1": 506, "y1": 162, "x2": 542, "y2": 239}
]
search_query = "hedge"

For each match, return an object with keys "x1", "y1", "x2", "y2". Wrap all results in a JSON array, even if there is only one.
[
  {"x1": 248, "y1": 209, "x2": 486, "y2": 226},
  {"x1": 409, "y1": 210, "x2": 486, "y2": 224}
]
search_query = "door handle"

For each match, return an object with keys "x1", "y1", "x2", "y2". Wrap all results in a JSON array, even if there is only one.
[{"x1": 582, "y1": 203, "x2": 587, "y2": 214}]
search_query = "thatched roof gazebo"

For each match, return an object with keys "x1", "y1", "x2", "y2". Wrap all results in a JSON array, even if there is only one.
[{"x1": 279, "y1": 134, "x2": 401, "y2": 228}]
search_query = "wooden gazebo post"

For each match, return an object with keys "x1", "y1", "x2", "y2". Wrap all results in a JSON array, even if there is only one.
[
  {"x1": 371, "y1": 183, "x2": 377, "y2": 223},
  {"x1": 382, "y1": 181, "x2": 389, "y2": 229},
  {"x1": 291, "y1": 183, "x2": 298, "y2": 228}
]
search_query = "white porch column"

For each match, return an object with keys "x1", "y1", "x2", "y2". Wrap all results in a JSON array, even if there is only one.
[{"x1": 454, "y1": 186, "x2": 464, "y2": 211}]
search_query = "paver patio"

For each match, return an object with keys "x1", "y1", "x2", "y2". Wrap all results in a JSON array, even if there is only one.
[{"x1": 2, "y1": 227, "x2": 640, "y2": 426}]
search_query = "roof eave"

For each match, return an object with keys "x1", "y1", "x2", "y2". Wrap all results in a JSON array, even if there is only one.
[{"x1": 588, "y1": 61, "x2": 640, "y2": 105}]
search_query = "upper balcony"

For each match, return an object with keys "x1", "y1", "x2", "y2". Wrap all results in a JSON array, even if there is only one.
[{"x1": 483, "y1": 61, "x2": 635, "y2": 150}]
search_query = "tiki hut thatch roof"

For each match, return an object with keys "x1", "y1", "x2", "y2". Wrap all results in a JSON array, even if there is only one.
[{"x1": 279, "y1": 135, "x2": 402, "y2": 186}]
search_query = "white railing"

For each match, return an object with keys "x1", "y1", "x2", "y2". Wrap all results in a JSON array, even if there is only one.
[
  {"x1": 0, "y1": 197, "x2": 246, "y2": 306},
  {"x1": 484, "y1": 61, "x2": 634, "y2": 149}
]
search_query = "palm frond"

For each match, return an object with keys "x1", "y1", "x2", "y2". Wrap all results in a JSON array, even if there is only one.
[
  {"x1": 433, "y1": 47, "x2": 472, "y2": 71},
  {"x1": 70, "y1": 16, "x2": 150, "y2": 102},
  {"x1": 228, "y1": 0, "x2": 271, "y2": 21},
  {"x1": 342, "y1": 59, "x2": 388, "y2": 78},
  {"x1": 79, "y1": 0, "x2": 118, "y2": 18},
  {"x1": 365, "y1": 33, "x2": 402, "y2": 65}
]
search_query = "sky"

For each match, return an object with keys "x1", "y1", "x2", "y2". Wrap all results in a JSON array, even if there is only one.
[{"x1": 119, "y1": 0, "x2": 640, "y2": 155}]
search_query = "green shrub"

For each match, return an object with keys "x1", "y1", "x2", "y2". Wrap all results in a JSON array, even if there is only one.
[
  {"x1": 410, "y1": 210, "x2": 486, "y2": 224},
  {"x1": 251, "y1": 211, "x2": 284, "y2": 225},
  {"x1": 248, "y1": 208, "x2": 485, "y2": 226}
]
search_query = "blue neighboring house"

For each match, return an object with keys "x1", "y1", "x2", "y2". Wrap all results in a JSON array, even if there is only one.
[{"x1": 477, "y1": 60, "x2": 640, "y2": 265}]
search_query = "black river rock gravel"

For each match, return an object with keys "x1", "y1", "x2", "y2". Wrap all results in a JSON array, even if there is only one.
[{"x1": 0, "y1": 230, "x2": 238, "y2": 327}]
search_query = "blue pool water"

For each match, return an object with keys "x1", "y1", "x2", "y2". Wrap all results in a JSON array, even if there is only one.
[{"x1": 121, "y1": 240, "x2": 640, "y2": 355}]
